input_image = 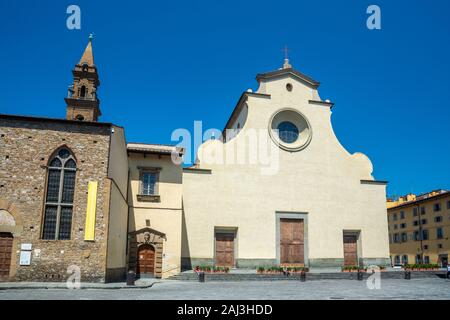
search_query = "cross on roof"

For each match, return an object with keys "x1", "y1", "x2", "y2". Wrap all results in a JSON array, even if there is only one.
[
  {"x1": 281, "y1": 45, "x2": 292, "y2": 69},
  {"x1": 282, "y1": 45, "x2": 290, "y2": 60}
]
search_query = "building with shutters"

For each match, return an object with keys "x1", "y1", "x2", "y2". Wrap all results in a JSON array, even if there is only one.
[{"x1": 387, "y1": 189, "x2": 450, "y2": 267}]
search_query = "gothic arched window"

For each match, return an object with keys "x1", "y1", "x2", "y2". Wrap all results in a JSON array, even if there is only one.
[{"x1": 42, "y1": 148, "x2": 77, "y2": 240}]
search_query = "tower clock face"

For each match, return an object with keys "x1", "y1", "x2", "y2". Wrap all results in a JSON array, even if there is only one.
[{"x1": 268, "y1": 109, "x2": 312, "y2": 152}]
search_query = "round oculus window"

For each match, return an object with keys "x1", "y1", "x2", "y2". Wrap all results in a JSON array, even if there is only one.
[
  {"x1": 277, "y1": 121, "x2": 299, "y2": 143},
  {"x1": 269, "y1": 109, "x2": 312, "y2": 152},
  {"x1": 286, "y1": 83, "x2": 293, "y2": 92}
]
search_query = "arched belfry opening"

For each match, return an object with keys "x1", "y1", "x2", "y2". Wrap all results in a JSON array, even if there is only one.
[{"x1": 80, "y1": 85, "x2": 86, "y2": 98}]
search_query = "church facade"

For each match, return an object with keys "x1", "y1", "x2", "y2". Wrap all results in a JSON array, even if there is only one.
[
  {"x1": 181, "y1": 60, "x2": 390, "y2": 269},
  {"x1": 0, "y1": 38, "x2": 389, "y2": 283}
]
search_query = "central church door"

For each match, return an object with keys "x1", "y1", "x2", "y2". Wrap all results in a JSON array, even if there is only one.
[
  {"x1": 215, "y1": 233, "x2": 235, "y2": 267},
  {"x1": 280, "y1": 219, "x2": 304, "y2": 265}
]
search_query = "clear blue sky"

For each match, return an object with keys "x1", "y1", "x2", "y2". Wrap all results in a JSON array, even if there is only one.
[{"x1": 1, "y1": 0, "x2": 449, "y2": 197}]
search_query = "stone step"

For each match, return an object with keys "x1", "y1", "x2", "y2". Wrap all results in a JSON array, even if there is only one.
[{"x1": 167, "y1": 271, "x2": 447, "y2": 281}]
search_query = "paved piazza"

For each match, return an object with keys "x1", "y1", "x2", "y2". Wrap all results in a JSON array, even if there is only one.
[{"x1": 0, "y1": 279, "x2": 449, "y2": 300}]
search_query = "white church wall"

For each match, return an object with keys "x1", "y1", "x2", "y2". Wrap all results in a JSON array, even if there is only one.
[{"x1": 181, "y1": 67, "x2": 390, "y2": 269}]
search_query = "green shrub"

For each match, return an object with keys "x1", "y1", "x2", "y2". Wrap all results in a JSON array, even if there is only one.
[{"x1": 341, "y1": 265, "x2": 359, "y2": 271}]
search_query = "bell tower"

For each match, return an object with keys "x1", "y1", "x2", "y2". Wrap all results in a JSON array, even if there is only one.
[{"x1": 65, "y1": 34, "x2": 101, "y2": 122}]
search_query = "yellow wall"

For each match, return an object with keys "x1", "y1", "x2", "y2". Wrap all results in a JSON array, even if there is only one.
[
  {"x1": 388, "y1": 193, "x2": 450, "y2": 265},
  {"x1": 106, "y1": 183, "x2": 129, "y2": 269},
  {"x1": 128, "y1": 152, "x2": 183, "y2": 278},
  {"x1": 105, "y1": 126, "x2": 129, "y2": 271}
]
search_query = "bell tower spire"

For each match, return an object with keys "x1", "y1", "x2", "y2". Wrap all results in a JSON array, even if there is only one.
[{"x1": 65, "y1": 34, "x2": 101, "y2": 122}]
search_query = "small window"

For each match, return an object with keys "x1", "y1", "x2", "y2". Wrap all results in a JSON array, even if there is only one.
[
  {"x1": 140, "y1": 171, "x2": 158, "y2": 196},
  {"x1": 420, "y1": 207, "x2": 426, "y2": 215},
  {"x1": 286, "y1": 83, "x2": 293, "y2": 92},
  {"x1": 413, "y1": 208, "x2": 418, "y2": 216},
  {"x1": 75, "y1": 114, "x2": 85, "y2": 121},
  {"x1": 438, "y1": 243, "x2": 443, "y2": 249},
  {"x1": 422, "y1": 229, "x2": 429, "y2": 240},
  {"x1": 421, "y1": 219, "x2": 427, "y2": 225},
  {"x1": 393, "y1": 233, "x2": 400, "y2": 243},
  {"x1": 393, "y1": 213, "x2": 398, "y2": 221},
  {"x1": 434, "y1": 203, "x2": 441, "y2": 212},
  {"x1": 413, "y1": 220, "x2": 419, "y2": 226},
  {"x1": 415, "y1": 254, "x2": 422, "y2": 264},
  {"x1": 435, "y1": 216, "x2": 443, "y2": 223},
  {"x1": 437, "y1": 227, "x2": 444, "y2": 239},
  {"x1": 400, "y1": 223, "x2": 407, "y2": 229},
  {"x1": 401, "y1": 232, "x2": 407, "y2": 242},
  {"x1": 424, "y1": 245, "x2": 429, "y2": 250},
  {"x1": 400, "y1": 211, "x2": 405, "y2": 219}
]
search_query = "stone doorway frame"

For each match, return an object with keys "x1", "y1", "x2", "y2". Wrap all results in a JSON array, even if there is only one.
[
  {"x1": 0, "y1": 199, "x2": 23, "y2": 281},
  {"x1": 343, "y1": 230, "x2": 362, "y2": 267},
  {"x1": 275, "y1": 211, "x2": 309, "y2": 267},
  {"x1": 213, "y1": 228, "x2": 237, "y2": 268},
  {"x1": 128, "y1": 227, "x2": 165, "y2": 278}
]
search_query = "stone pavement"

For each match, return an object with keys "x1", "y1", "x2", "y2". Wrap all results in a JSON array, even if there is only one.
[
  {"x1": 0, "y1": 278, "x2": 158, "y2": 290},
  {"x1": 170, "y1": 269, "x2": 446, "y2": 281},
  {"x1": 0, "y1": 278, "x2": 449, "y2": 300}
]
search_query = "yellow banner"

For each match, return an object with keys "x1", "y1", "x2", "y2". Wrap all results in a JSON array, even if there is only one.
[{"x1": 84, "y1": 181, "x2": 98, "y2": 241}]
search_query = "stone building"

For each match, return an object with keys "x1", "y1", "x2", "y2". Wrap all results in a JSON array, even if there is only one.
[{"x1": 0, "y1": 38, "x2": 129, "y2": 282}]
